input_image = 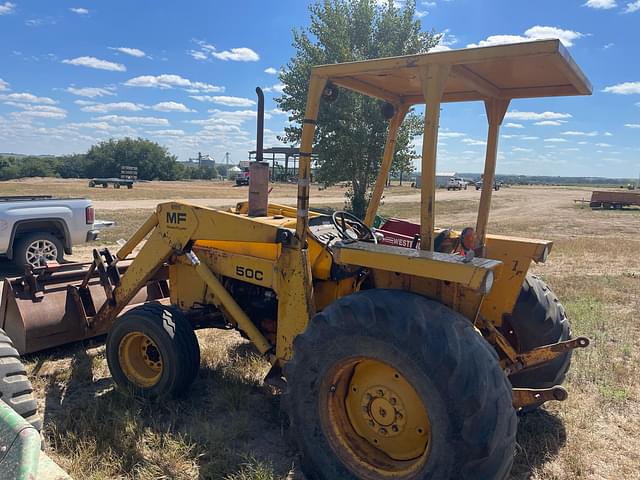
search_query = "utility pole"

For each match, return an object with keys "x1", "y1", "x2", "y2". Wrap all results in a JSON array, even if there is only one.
[{"x1": 225, "y1": 152, "x2": 230, "y2": 165}]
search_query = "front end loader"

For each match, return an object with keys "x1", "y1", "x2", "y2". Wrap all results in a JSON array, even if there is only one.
[{"x1": 1, "y1": 40, "x2": 592, "y2": 479}]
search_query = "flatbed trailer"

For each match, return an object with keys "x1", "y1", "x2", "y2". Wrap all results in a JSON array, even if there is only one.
[
  {"x1": 589, "y1": 190, "x2": 640, "y2": 209},
  {"x1": 89, "y1": 178, "x2": 134, "y2": 189}
]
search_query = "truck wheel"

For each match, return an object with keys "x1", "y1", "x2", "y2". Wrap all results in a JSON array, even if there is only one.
[
  {"x1": 14, "y1": 232, "x2": 64, "y2": 269},
  {"x1": 285, "y1": 290, "x2": 517, "y2": 480},
  {"x1": 506, "y1": 275, "x2": 571, "y2": 398},
  {"x1": 106, "y1": 304, "x2": 200, "y2": 399},
  {"x1": 0, "y1": 329, "x2": 41, "y2": 430}
]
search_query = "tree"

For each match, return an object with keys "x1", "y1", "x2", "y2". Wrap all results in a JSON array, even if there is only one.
[
  {"x1": 276, "y1": 0, "x2": 439, "y2": 217},
  {"x1": 84, "y1": 137, "x2": 179, "y2": 180}
]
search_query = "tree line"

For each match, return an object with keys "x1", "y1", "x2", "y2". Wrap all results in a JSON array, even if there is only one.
[{"x1": 0, "y1": 137, "x2": 228, "y2": 182}]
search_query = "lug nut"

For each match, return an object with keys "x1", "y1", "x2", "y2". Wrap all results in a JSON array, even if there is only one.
[
  {"x1": 392, "y1": 425, "x2": 399, "y2": 433},
  {"x1": 379, "y1": 428, "x2": 387, "y2": 435}
]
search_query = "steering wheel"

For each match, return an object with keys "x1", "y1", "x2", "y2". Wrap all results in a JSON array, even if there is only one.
[{"x1": 331, "y1": 211, "x2": 377, "y2": 243}]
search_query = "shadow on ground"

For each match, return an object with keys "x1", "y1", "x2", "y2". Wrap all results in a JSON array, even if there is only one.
[
  {"x1": 510, "y1": 409, "x2": 567, "y2": 479},
  {"x1": 36, "y1": 340, "x2": 567, "y2": 479}
]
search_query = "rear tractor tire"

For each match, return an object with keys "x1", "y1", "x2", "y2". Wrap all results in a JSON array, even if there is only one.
[
  {"x1": 285, "y1": 289, "x2": 517, "y2": 480},
  {"x1": 0, "y1": 329, "x2": 41, "y2": 430},
  {"x1": 506, "y1": 275, "x2": 572, "y2": 396},
  {"x1": 106, "y1": 304, "x2": 200, "y2": 399}
]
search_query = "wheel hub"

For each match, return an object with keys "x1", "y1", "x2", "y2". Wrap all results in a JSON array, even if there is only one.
[
  {"x1": 118, "y1": 332, "x2": 163, "y2": 387},
  {"x1": 360, "y1": 386, "x2": 406, "y2": 435},
  {"x1": 344, "y1": 360, "x2": 431, "y2": 462}
]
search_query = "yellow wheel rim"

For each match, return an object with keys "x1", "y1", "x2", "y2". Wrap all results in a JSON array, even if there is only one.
[
  {"x1": 320, "y1": 358, "x2": 431, "y2": 478},
  {"x1": 118, "y1": 332, "x2": 163, "y2": 388}
]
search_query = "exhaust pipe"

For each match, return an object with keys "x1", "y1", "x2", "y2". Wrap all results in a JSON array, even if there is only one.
[{"x1": 249, "y1": 87, "x2": 269, "y2": 217}]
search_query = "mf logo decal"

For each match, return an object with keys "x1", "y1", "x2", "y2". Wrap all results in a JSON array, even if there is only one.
[
  {"x1": 162, "y1": 310, "x2": 176, "y2": 339},
  {"x1": 166, "y1": 211, "x2": 187, "y2": 224}
]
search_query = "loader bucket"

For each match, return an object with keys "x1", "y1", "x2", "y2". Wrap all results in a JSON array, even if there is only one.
[{"x1": 0, "y1": 261, "x2": 168, "y2": 355}]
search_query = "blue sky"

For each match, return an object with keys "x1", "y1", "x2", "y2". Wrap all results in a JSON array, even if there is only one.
[{"x1": 0, "y1": 0, "x2": 639, "y2": 177}]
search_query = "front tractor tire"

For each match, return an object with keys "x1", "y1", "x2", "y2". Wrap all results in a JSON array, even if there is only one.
[
  {"x1": 506, "y1": 275, "x2": 572, "y2": 393},
  {"x1": 106, "y1": 304, "x2": 200, "y2": 399},
  {"x1": 285, "y1": 290, "x2": 517, "y2": 480}
]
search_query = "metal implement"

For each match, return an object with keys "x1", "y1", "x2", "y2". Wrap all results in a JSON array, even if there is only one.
[
  {"x1": 0, "y1": 400, "x2": 71, "y2": 480},
  {"x1": 513, "y1": 386, "x2": 568, "y2": 409},
  {"x1": 503, "y1": 337, "x2": 591, "y2": 376}
]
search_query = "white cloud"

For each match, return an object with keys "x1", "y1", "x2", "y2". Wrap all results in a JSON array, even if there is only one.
[
  {"x1": 0, "y1": 92, "x2": 57, "y2": 104},
  {"x1": 561, "y1": 130, "x2": 598, "y2": 136},
  {"x1": 603, "y1": 42, "x2": 615, "y2": 49},
  {"x1": 505, "y1": 122, "x2": 524, "y2": 128},
  {"x1": 624, "y1": 0, "x2": 640, "y2": 12},
  {"x1": 95, "y1": 115, "x2": 169, "y2": 126},
  {"x1": 0, "y1": 78, "x2": 9, "y2": 91},
  {"x1": 5, "y1": 103, "x2": 67, "y2": 120},
  {"x1": 81, "y1": 102, "x2": 144, "y2": 113},
  {"x1": 264, "y1": 67, "x2": 278, "y2": 75},
  {"x1": 190, "y1": 109, "x2": 259, "y2": 126},
  {"x1": 595, "y1": 142, "x2": 612, "y2": 147},
  {"x1": 0, "y1": 2, "x2": 15, "y2": 15},
  {"x1": 604, "y1": 131, "x2": 613, "y2": 136},
  {"x1": 189, "y1": 50, "x2": 207, "y2": 61},
  {"x1": 468, "y1": 25, "x2": 584, "y2": 48},
  {"x1": 415, "y1": 10, "x2": 428, "y2": 17},
  {"x1": 462, "y1": 138, "x2": 487, "y2": 146},
  {"x1": 512, "y1": 147, "x2": 533, "y2": 152},
  {"x1": 505, "y1": 110, "x2": 572, "y2": 121},
  {"x1": 603, "y1": 81, "x2": 640, "y2": 94},
  {"x1": 147, "y1": 129, "x2": 185, "y2": 136},
  {"x1": 624, "y1": 123, "x2": 640, "y2": 128},
  {"x1": 152, "y1": 101, "x2": 194, "y2": 113},
  {"x1": 74, "y1": 99, "x2": 96, "y2": 106},
  {"x1": 109, "y1": 47, "x2": 146, "y2": 58},
  {"x1": 66, "y1": 86, "x2": 116, "y2": 98},
  {"x1": 522, "y1": 136, "x2": 539, "y2": 140},
  {"x1": 211, "y1": 47, "x2": 260, "y2": 62},
  {"x1": 544, "y1": 138, "x2": 568, "y2": 142},
  {"x1": 439, "y1": 131, "x2": 466, "y2": 138},
  {"x1": 62, "y1": 56, "x2": 126, "y2": 72},
  {"x1": 189, "y1": 95, "x2": 256, "y2": 107},
  {"x1": 69, "y1": 7, "x2": 89, "y2": 14},
  {"x1": 124, "y1": 74, "x2": 224, "y2": 93},
  {"x1": 583, "y1": 0, "x2": 617, "y2": 9},
  {"x1": 534, "y1": 120, "x2": 566, "y2": 126}
]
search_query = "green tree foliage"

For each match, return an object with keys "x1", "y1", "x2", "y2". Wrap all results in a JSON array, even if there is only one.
[
  {"x1": 276, "y1": 0, "x2": 438, "y2": 217},
  {"x1": 85, "y1": 137, "x2": 179, "y2": 180}
]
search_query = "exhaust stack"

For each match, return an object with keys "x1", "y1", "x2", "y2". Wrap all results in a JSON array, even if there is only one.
[{"x1": 249, "y1": 87, "x2": 269, "y2": 217}]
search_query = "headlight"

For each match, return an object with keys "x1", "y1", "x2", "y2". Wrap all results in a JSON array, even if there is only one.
[{"x1": 482, "y1": 270, "x2": 494, "y2": 295}]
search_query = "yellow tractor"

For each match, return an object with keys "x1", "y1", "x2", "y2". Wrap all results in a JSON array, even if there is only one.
[{"x1": 1, "y1": 39, "x2": 592, "y2": 479}]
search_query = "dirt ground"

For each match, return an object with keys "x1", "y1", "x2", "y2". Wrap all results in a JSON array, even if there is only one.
[{"x1": 1, "y1": 179, "x2": 639, "y2": 479}]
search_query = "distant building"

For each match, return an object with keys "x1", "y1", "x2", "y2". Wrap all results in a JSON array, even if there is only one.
[
  {"x1": 183, "y1": 152, "x2": 215, "y2": 168},
  {"x1": 415, "y1": 172, "x2": 456, "y2": 188}
]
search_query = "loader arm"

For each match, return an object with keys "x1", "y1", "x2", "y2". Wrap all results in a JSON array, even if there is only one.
[{"x1": 87, "y1": 201, "x2": 290, "y2": 346}]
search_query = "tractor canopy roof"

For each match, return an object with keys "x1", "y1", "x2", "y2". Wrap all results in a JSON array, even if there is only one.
[{"x1": 312, "y1": 39, "x2": 592, "y2": 105}]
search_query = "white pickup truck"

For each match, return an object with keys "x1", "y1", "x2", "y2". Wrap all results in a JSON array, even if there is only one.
[
  {"x1": 446, "y1": 177, "x2": 468, "y2": 190},
  {"x1": 0, "y1": 195, "x2": 98, "y2": 268}
]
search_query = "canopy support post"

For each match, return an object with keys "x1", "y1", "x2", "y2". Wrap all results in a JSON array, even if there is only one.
[
  {"x1": 418, "y1": 64, "x2": 450, "y2": 251},
  {"x1": 364, "y1": 104, "x2": 409, "y2": 227},
  {"x1": 295, "y1": 75, "x2": 327, "y2": 248},
  {"x1": 476, "y1": 97, "x2": 510, "y2": 250}
]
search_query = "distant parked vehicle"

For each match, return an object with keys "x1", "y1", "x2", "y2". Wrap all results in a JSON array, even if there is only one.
[
  {"x1": 235, "y1": 168, "x2": 250, "y2": 186},
  {"x1": 475, "y1": 179, "x2": 501, "y2": 191},
  {"x1": 446, "y1": 177, "x2": 468, "y2": 190},
  {"x1": 0, "y1": 195, "x2": 98, "y2": 268}
]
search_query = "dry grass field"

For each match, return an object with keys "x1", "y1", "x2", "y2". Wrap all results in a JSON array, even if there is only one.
[{"x1": 1, "y1": 179, "x2": 639, "y2": 479}]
